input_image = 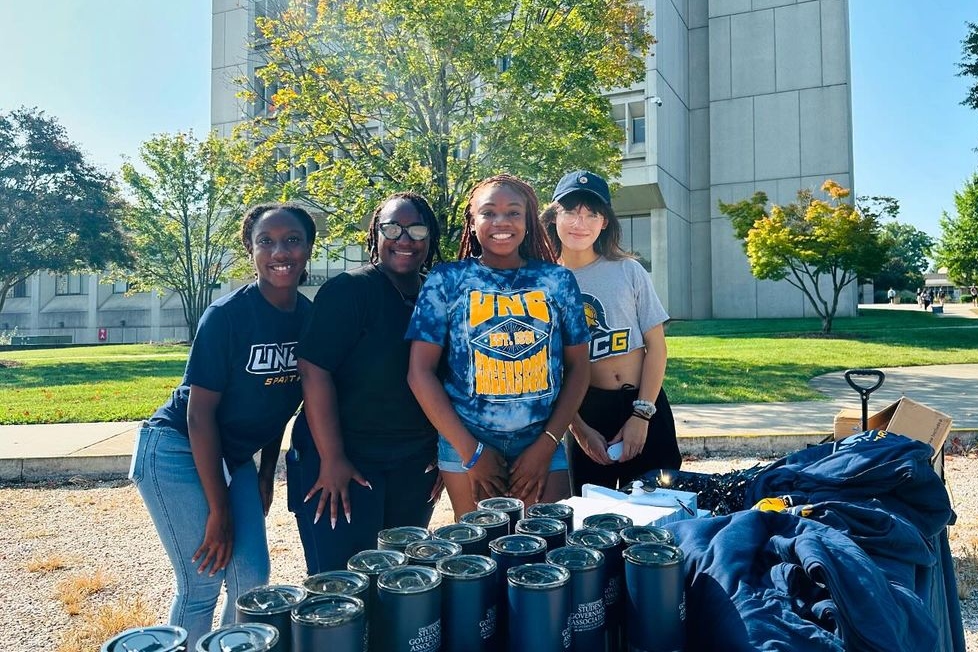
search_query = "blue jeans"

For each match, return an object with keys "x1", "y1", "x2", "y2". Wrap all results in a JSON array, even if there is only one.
[
  {"x1": 437, "y1": 422, "x2": 569, "y2": 473},
  {"x1": 130, "y1": 425, "x2": 270, "y2": 646}
]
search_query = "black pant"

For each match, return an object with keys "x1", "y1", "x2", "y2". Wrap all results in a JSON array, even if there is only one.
[
  {"x1": 286, "y1": 416, "x2": 437, "y2": 573},
  {"x1": 570, "y1": 385, "x2": 681, "y2": 494}
]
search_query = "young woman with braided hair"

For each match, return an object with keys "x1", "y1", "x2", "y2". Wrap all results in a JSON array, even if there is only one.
[
  {"x1": 287, "y1": 192, "x2": 444, "y2": 573},
  {"x1": 407, "y1": 174, "x2": 591, "y2": 518}
]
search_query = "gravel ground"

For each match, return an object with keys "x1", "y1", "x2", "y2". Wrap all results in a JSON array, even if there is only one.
[{"x1": 2, "y1": 454, "x2": 976, "y2": 650}]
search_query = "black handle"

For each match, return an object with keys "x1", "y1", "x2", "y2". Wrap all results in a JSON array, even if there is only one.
[{"x1": 844, "y1": 369, "x2": 885, "y2": 431}]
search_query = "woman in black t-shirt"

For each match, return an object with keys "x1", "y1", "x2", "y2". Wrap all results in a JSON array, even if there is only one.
[{"x1": 287, "y1": 193, "x2": 444, "y2": 573}]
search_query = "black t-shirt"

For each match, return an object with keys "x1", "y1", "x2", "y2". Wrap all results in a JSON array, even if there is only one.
[
  {"x1": 147, "y1": 283, "x2": 310, "y2": 469},
  {"x1": 295, "y1": 264, "x2": 436, "y2": 464}
]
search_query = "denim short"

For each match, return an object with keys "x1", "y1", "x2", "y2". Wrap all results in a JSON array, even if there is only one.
[{"x1": 438, "y1": 423, "x2": 568, "y2": 474}]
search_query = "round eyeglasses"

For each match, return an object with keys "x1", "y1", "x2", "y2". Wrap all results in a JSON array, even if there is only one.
[
  {"x1": 378, "y1": 222, "x2": 430, "y2": 241},
  {"x1": 556, "y1": 209, "x2": 603, "y2": 225}
]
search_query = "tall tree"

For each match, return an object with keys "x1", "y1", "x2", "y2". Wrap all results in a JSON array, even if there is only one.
[
  {"x1": 0, "y1": 107, "x2": 129, "y2": 315},
  {"x1": 718, "y1": 181, "x2": 888, "y2": 333},
  {"x1": 873, "y1": 221, "x2": 934, "y2": 294},
  {"x1": 243, "y1": 0, "x2": 653, "y2": 249},
  {"x1": 935, "y1": 173, "x2": 978, "y2": 286},
  {"x1": 959, "y1": 21, "x2": 978, "y2": 110},
  {"x1": 119, "y1": 132, "x2": 256, "y2": 340}
]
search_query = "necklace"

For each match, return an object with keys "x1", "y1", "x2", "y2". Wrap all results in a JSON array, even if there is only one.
[
  {"x1": 375, "y1": 264, "x2": 421, "y2": 308},
  {"x1": 478, "y1": 257, "x2": 524, "y2": 291}
]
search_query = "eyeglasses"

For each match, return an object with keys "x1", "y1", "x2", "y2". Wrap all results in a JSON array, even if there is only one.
[
  {"x1": 378, "y1": 222, "x2": 430, "y2": 241},
  {"x1": 556, "y1": 209, "x2": 603, "y2": 225}
]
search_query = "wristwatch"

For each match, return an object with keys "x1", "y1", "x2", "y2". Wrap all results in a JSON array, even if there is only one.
[{"x1": 632, "y1": 399, "x2": 657, "y2": 420}]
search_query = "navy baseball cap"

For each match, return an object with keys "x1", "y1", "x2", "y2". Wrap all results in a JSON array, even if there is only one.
[{"x1": 552, "y1": 170, "x2": 611, "y2": 205}]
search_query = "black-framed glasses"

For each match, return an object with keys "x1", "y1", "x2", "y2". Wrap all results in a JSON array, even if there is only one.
[{"x1": 378, "y1": 222, "x2": 430, "y2": 241}]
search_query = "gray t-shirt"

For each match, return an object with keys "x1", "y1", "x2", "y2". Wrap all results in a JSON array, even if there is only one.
[{"x1": 569, "y1": 256, "x2": 669, "y2": 361}]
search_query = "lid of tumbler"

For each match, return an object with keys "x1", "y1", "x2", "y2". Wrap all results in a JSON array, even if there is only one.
[
  {"x1": 622, "y1": 542, "x2": 684, "y2": 567},
  {"x1": 347, "y1": 549, "x2": 408, "y2": 575},
  {"x1": 546, "y1": 545, "x2": 604, "y2": 570},
  {"x1": 582, "y1": 513, "x2": 633, "y2": 532},
  {"x1": 620, "y1": 525, "x2": 675, "y2": 546},
  {"x1": 477, "y1": 497, "x2": 524, "y2": 512},
  {"x1": 459, "y1": 509, "x2": 509, "y2": 527},
  {"x1": 526, "y1": 502, "x2": 573, "y2": 520},
  {"x1": 436, "y1": 554, "x2": 497, "y2": 579},
  {"x1": 378, "y1": 526, "x2": 431, "y2": 546},
  {"x1": 566, "y1": 528, "x2": 621, "y2": 550},
  {"x1": 291, "y1": 594, "x2": 365, "y2": 627},
  {"x1": 235, "y1": 584, "x2": 306, "y2": 615},
  {"x1": 195, "y1": 623, "x2": 278, "y2": 652},
  {"x1": 303, "y1": 570, "x2": 370, "y2": 596},
  {"x1": 405, "y1": 539, "x2": 463, "y2": 563},
  {"x1": 434, "y1": 523, "x2": 487, "y2": 544},
  {"x1": 101, "y1": 626, "x2": 188, "y2": 652},
  {"x1": 507, "y1": 563, "x2": 570, "y2": 589},
  {"x1": 515, "y1": 517, "x2": 566, "y2": 537},
  {"x1": 489, "y1": 534, "x2": 547, "y2": 556},
  {"x1": 377, "y1": 565, "x2": 442, "y2": 594}
]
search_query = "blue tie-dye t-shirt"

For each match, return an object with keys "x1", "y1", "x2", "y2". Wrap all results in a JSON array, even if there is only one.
[{"x1": 406, "y1": 257, "x2": 590, "y2": 434}]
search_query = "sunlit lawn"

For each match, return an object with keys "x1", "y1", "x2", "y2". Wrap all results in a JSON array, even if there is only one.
[{"x1": 1, "y1": 308, "x2": 976, "y2": 424}]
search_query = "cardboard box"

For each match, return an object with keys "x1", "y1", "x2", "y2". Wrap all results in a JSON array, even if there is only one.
[{"x1": 833, "y1": 397, "x2": 953, "y2": 456}]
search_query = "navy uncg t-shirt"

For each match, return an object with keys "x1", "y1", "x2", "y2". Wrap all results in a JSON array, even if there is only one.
[{"x1": 147, "y1": 283, "x2": 310, "y2": 469}]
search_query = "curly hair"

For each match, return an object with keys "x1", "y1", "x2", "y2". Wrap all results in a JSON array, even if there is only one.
[
  {"x1": 365, "y1": 192, "x2": 443, "y2": 272},
  {"x1": 240, "y1": 202, "x2": 317, "y2": 284},
  {"x1": 458, "y1": 174, "x2": 556, "y2": 263},
  {"x1": 541, "y1": 191, "x2": 629, "y2": 261}
]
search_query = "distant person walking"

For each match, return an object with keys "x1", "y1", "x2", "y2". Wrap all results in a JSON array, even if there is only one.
[
  {"x1": 970, "y1": 284, "x2": 977, "y2": 306},
  {"x1": 886, "y1": 287, "x2": 896, "y2": 304},
  {"x1": 921, "y1": 289, "x2": 932, "y2": 310}
]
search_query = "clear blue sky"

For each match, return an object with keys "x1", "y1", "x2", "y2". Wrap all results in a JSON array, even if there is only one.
[{"x1": 2, "y1": 1, "x2": 975, "y2": 240}]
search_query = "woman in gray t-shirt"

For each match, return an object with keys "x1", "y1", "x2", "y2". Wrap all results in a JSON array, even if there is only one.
[{"x1": 542, "y1": 170, "x2": 681, "y2": 492}]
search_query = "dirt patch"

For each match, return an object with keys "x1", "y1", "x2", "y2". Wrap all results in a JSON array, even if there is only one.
[{"x1": 0, "y1": 359, "x2": 23, "y2": 368}]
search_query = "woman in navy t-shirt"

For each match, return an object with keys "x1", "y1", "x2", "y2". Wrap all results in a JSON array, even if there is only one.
[{"x1": 130, "y1": 203, "x2": 315, "y2": 645}]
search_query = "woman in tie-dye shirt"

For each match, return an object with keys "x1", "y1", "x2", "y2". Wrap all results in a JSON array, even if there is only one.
[{"x1": 407, "y1": 174, "x2": 590, "y2": 518}]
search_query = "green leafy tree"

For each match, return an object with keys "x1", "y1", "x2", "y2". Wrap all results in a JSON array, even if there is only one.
[
  {"x1": 243, "y1": 0, "x2": 653, "y2": 249},
  {"x1": 935, "y1": 173, "x2": 978, "y2": 286},
  {"x1": 0, "y1": 107, "x2": 129, "y2": 315},
  {"x1": 873, "y1": 221, "x2": 934, "y2": 294},
  {"x1": 718, "y1": 180, "x2": 888, "y2": 333},
  {"x1": 119, "y1": 132, "x2": 257, "y2": 340},
  {"x1": 959, "y1": 21, "x2": 978, "y2": 110}
]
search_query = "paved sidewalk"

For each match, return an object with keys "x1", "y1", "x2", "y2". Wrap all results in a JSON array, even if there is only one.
[{"x1": 2, "y1": 363, "x2": 976, "y2": 481}]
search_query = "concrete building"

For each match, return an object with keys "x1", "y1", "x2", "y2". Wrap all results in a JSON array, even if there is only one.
[{"x1": 2, "y1": 0, "x2": 855, "y2": 343}]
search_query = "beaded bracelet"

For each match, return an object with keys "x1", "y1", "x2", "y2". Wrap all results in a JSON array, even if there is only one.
[{"x1": 462, "y1": 441, "x2": 484, "y2": 471}]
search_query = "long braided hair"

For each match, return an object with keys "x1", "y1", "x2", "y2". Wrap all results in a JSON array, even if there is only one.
[
  {"x1": 365, "y1": 192, "x2": 443, "y2": 272},
  {"x1": 457, "y1": 174, "x2": 556, "y2": 264}
]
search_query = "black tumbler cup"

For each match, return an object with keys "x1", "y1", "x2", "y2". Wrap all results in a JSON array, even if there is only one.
[
  {"x1": 582, "y1": 513, "x2": 634, "y2": 535},
  {"x1": 291, "y1": 594, "x2": 366, "y2": 652},
  {"x1": 477, "y1": 497, "x2": 525, "y2": 534},
  {"x1": 347, "y1": 549, "x2": 408, "y2": 651},
  {"x1": 303, "y1": 570, "x2": 370, "y2": 603},
  {"x1": 507, "y1": 563, "x2": 572, "y2": 652},
  {"x1": 405, "y1": 538, "x2": 463, "y2": 568},
  {"x1": 620, "y1": 525, "x2": 675, "y2": 547},
  {"x1": 101, "y1": 626, "x2": 188, "y2": 652},
  {"x1": 235, "y1": 584, "x2": 307, "y2": 652},
  {"x1": 434, "y1": 522, "x2": 490, "y2": 556},
  {"x1": 377, "y1": 526, "x2": 431, "y2": 552},
  {"x1": 526, "y1": 502, "x2": 575, "y2": 534},
  {"x1": 375, "y1": 565, "x2": 442, "y2": 652},
  {"x1": 567, "y1": 528, "x2": 625, "y2": 652},
  {"x1": 547, "y1": 545, "x2": 607, "y2": 652},
  {"x1": 515, "y1": 517, "x2": 567, "y2": 551},
  {"x1": 436, "y1": 554, "x2": 499, "y2": 652},
  {"x1": 195, "y1": 623, "x2": 279, "y2": 652},
  {"x1": 623, "y1": 543, "x2": 686, "y2": 652},
  {"x1": 489, "y1": 533, "x2": 548, "y2": 633},
  {"x1": 459, "y1": 509, "x2": 510, "y2": 544}
]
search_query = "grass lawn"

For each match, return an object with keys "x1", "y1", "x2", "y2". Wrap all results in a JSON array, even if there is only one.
[{"x1": 0, "y1": 308, "x2": 975, "y2": 424}]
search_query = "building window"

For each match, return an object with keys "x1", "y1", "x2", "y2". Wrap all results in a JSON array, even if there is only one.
[
  {"x1": 11, "y1": 279, "x2": 28, "y2": 299},
  {"x1": 307, "y1": 243, "x2": 365, "y2": 285},
  {"x1": 254, "y1": 68, "x2": 281, "y2": 117},
  {"x1": 612, "y1": 100, "x2": 647, "y2": 157},
  {"x1": 255, "y1": 0, "x2": 286, "y2": 21},
  {"x1": 112, "y1": 280, "x2": 129, "y2": 294},
  {"x1": 55, "y1": 273, "x2": 88, "y2": 296},
  {"x1": 619, "y1": 215, "x2": 652, "y2": 271}
]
